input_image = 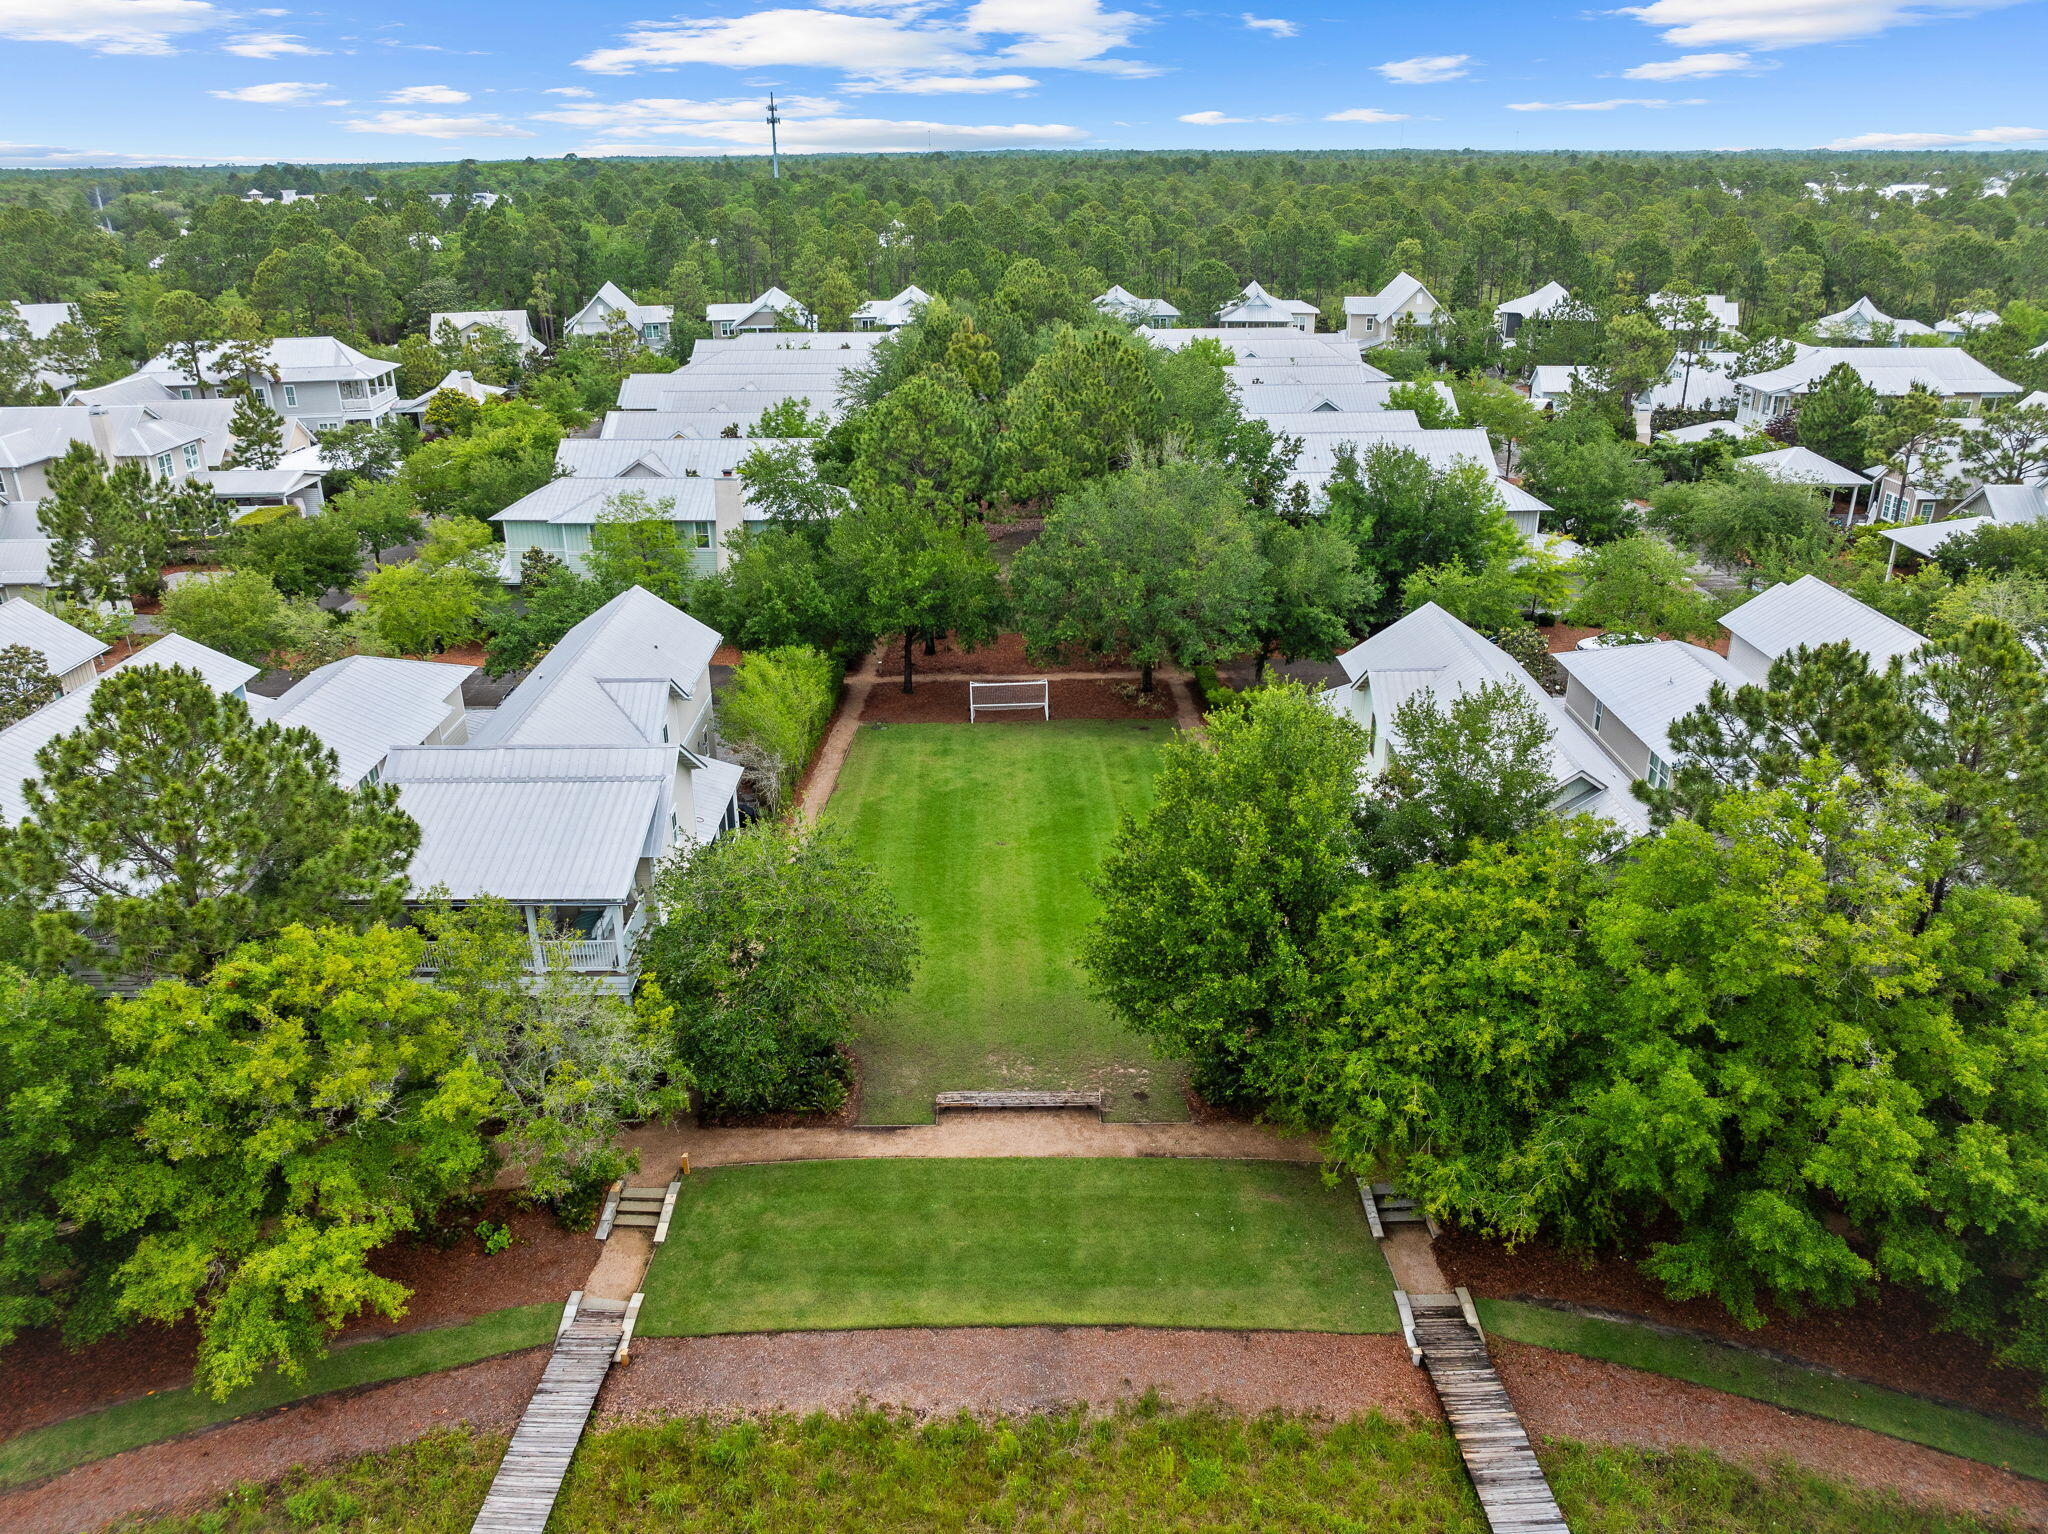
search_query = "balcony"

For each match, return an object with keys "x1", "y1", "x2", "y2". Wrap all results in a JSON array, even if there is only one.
[{"x1": 414, "y1": 902, "x2": 649, "y2": 981}]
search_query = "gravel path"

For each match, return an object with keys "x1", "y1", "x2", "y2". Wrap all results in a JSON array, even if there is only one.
[{"x1": 617, "y1": 1108, "x2": 1324, "y2": 1169}]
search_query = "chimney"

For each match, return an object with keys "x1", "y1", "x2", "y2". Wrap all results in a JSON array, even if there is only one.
[{"x1": 86, "y1": 405, "x2": 119, "y2": 465}]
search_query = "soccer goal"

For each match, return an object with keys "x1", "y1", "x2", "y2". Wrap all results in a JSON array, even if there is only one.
[{"x1": 968, "y1": 679, "x2": 1051, "y2": 721}]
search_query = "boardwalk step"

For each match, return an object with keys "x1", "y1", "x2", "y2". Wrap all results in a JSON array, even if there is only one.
[
  {"x1": 468, "y1": 1302, "x2": 625, "y2": 1534},
  {"x1": 935, "y1": 1090, "x2": 1104, "y2": 1110}
]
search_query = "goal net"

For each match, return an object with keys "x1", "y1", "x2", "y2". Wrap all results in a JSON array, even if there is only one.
[{"x1": 968, "y1": 679, "x2": 1051, "y2": 721}]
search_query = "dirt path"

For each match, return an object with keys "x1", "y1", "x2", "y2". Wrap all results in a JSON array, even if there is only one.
[
  {"x1": 617, "y1": 1108, "x2": 1323, "y2": 1169},
  {"x1": 796, "y1": 675, "x2": 873, "y2": 821},
  {"x1": 19, "y1": 1327, "x2": 2045, "y2": 1534}
]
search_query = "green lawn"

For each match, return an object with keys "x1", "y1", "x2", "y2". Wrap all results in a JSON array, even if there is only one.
[
  {"x1": 637, "y1": 1157, "x2": 1397, "y2": 1337},
  {"x1": 0, "y1": 1304, "x2": 558, "y2": 1490},
  {"x1": 127, "y1": 1411, "x2": 2016, "y2": 1534},
  {"x1": 1479, "y1": 1298, "x2": 2048, "y2": 1480},
  {"x1": 829, "y1": 719, "x2": 1181, "y2": 1125}
]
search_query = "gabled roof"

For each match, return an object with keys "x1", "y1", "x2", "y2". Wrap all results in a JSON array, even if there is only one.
[
  {"x1": 554, "y1": 437, "x2": 789, "y2": 479},
  {"x1": 1095, "y1": 285, "x2": 1181, "y2": 321},
  {"x1": 428, "y1": 309, "x2": 540, "y2": 350},
  {"x1": 8, "y1": 302, "x2": 75, "y2": 341},
  {"x1": 1344, "y1": 272, "x2": 1436, "y2": 318},
  {"x1": 1954, "y1": 483, "x2": 2048, "y2": 522},
  {"x1": 1733, "y1": 347, "x2": 2017, "y2": 399},
  {"x1": 0, "y1": 598, "x2": 106, "y2": 676},
  {"x1": 1142, "y1": 327, "x2": 1353, "y2": 360},
  {"x1": 1649, "y1": 292, "x2": 1740, "y2": 330},
  {"x1": 600, "y1": 410, "x2": 782, "y2": 440},
  {"x1": 620, "y1": 381, "x2": 843, "y2": 416},
  {"x1": 257, "y1": 655, "x2": 470, "y2": 787},
  {"x1": 707, "y1": 286, "x2": 810, "y2": 326},
  {"x1": 1217, "y1": 281, "x2": 1318, "y2": 323},
  {"x1": 1814, "y1": 296, "x2": 1934, "y2": 339},
  {"x1": 1233, "y1": 381, "x2": 1426, "y2": 414},
  {"x1": 1554, "y1": 640, "x2": 1749, "y2": 755},
  {"x1": 1496, "y1": 281, "x2": 1572, "y2": 319},
  {"x1": 492, "y1": 477, "x2": 722, "y2": 525},
  {"x1": 134, "y1": 336, "x2": 395, "y2": 388},
  {"x1": 0, "y1": 540, "x2": 51, "y2": 588},
  {"x1": 1720, "y1": 575, "x2": 1927, "y2": 671},
  {"x1": 0, "y1": 404, "x2": 205, "y2": 468},
  {"x1": 1225, "y1": 361, "x2": 1391, "y2": 387},
  {"x1": 397, "y1": 368, "x2": 507, "y2": 413},
  {"x1": 851, "y1": 285, "x2": 931, "y2": 327},
  {"x1": 469, "y1": 585, "x2": 720, "y2": 748},
  {"x1": 1737, "y1": 444, "x2": 1869, "y2": 488}
]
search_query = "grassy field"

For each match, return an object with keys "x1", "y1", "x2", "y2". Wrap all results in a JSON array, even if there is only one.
[
  {"x1": 636, "y1": 1157, "x2": 1397, "y2": 1337},
  {"x1": 0, "y1": 1304, "x2": 558, "y2": 1490},
  {"x1": 124, "y1": 1409, "x2": 2016, "y2": 1534},
  {"x1": 1479, "y1": 1298, "x2": 2048, "y2": 1480},
  {"x1": 829, "y1": 719, "x2": 1181, "y2": 1125}
]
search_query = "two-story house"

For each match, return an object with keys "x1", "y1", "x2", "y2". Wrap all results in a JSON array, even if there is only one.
[
  {"x1": 564, "y1": 282, "x2": 675, "y2": 348},
  {"x1": 492, "y1": 477, "x2": 756, "y2": 579},
  {"x1": 428, "y1": 308, "x2": 543, "y2": 356},
  {"x1": 705, "y1": 287, "x2": 813, "y2": 339},
  {"x1": 73, "y1": 337, "x2": 400, "y2": 433},
  {"x1": 1812, "y1": 297, "x2": 1934, "y2": 342},
  {"x1": 1494, "y1": 281, "x2": 1572, "y2": 340},
  {"x1": 1095, "y1": 286, "x2": 1181, "y2": 326},
  {"x1": 1731, "y1": 347, "x2": 2019, "y2": 429},
  {"x1": 1216, "y1": 281, "x2": 1320, "y2": 333},
  {"x1": 851, "y1": 285, "x2": 930, "y2": 331},
  {"x1": 0, "y1": 404, "x2": 210, "y2": 505},
  {"x1": 1343, "y1": 273, "x2": 1442, "y2": 348}
]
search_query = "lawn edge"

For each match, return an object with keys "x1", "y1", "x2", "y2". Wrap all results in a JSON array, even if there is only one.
[
  {"x1": 0, "y1": 1302, "x2": 559, "y2": 1491},
  {"x1": 1478, "y1": 1296, "x2": 2048, "y2": 1481}
]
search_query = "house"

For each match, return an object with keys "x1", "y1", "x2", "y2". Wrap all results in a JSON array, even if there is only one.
[
  {"x1": 393, "y1": 369, "x2": 507, "y2": 428},
  {"x1": 705, "y1": 286, "x2": 813, "y2": 339},
  {"x1": 1343, "y1": 273, "x2": 1441, "y2": 348},
  {"x1": 851, "y1": 285, "x2": 930, "y2": 331},
  {"x1": 1554, "y1": 640, "x2": 1751, "y2": 791},
  {"x1": 1217, "y1": 281, "x2": 1321, "y2": 334},
  {"x1": 1321, "y1": 602, "x2": 1649, "y2": 834},
  {"x1": 0, "y1": 597, "x2": 106, "y2": 692},
  {"x1": 428, "y1": 309, "x2": 543, "y2": 356},
  {"x1": 1936, "y1": 310, "x2": 2001, "y2": 339},
  {"x1": 1144, "y1": 327, "x2": 1353, "y2": 362},
  {"x1": 200, "y1": 466, "x2": 327, "y2": 517},
  {"x1": 1812, "y1": 297, "x2": 1935, "y2": 342},
  {"x1": 1225, "y1": 360, "x2": 1392, "y2": 389},
  {"x1": 1649, "y1": 292, "x2": 1740, "y2": 332},
  {"x1": 0, "y1": 404, "x2": 210, "y2": 505},
  {"x1": 1262, "y1": 417, "x2": 1552, "y2": 539},
  {"x1": 1095, "y1": 286, "x2": 1181, "y2": 326},
  {"x1": 598, "y1": 410, "x2": 787, "y2": 441},
  {"x1": 1233, "y1": 381, "x2": 1443, "y2": 416},
  {"x1": 0, "y1": 516, "x2": 51, "y2": 600},
  {"x1": 73, "y1": 337, "x2": 400, "y2": 433},
  {"x1": 260, "y1": 654, "x2": 472, "y2": 787},
  {"x1": 387, "y1": 587, "x2": 744, "y2": 990},
  {"x1": 1495, "y1": 281, "x2": 1572, "y2": 339},
  {"x1": 613, "y1": 370, "x2": 844, "y2": 417},
  {"x1": 564, "y1": 282, "x2": 675, "y2": 348},
  {"x1": 1719, "y1": 574, "x2": 1926, "y2": 681},
  {"x1": 492, "y1": 478, "x2": 748, "y2": 579},
  {"x1": 554, "y1": 437, "x2": 791, "y2": 479},
  {"x1": 1731, "y1": 347, "x2": 2018, "y2": 428},
  {"x1": 1878, "y1": 482, "x2": 2048, "y2": 568}
]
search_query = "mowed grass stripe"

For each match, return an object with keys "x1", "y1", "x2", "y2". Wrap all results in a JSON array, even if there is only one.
[
  {"x1": 829, "y1": 721, "x2": 1182, "y2": 1124},
  {"x1": 636, "y1": 1158, "x2": 1397, "y2": 1338}
]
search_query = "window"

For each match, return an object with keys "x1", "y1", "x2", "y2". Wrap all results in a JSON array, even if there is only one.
[
  {"x1": 1591, "y1": 699, "x2": 1605, "y2": 732},
  {"x1": 182, "y1": 442, "x2": 201, "y2": 472},
  {"x1": 316, "y1": 420, "x2": 340, "y2": 432},
  {"x1": 176, "y1": 387, "x2": 193, "y2": 400},
  {"x1": 155, "y1": 452, "x2": 173, "y2": 478},
  {"x1": 253, "y1": 384, "x2": 269, "y2": 405},
  {"x1": 1646, "y1": 752, "x2": 1672, "y2": 790},
  {"x1": 339, "y1": 379, "x2": 367, "y2": 401},
  {"x1": 689, "y1": 523, "x2": 712, "y2": 549},
  {"x1": 281, "y1": 384, "x2": 298, "y2": 408}
]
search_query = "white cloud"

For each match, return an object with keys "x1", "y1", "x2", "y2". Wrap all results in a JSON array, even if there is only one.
[
  {"x1": 221, "y1": 30, "x2": 325, "y2": 57},
  {"x1": 1505, "y1": 96, "x2": 1706, "y2": 110},
  {"x1": 384, "y1": 84, "x2": 470, "y2": 103},
  {"x1": 1375, "y1": 53, "x2": 1470, "y2": 83},
  {"x1": 339, "y1": 110, "x2": 536, "y2": 138},
  {"x1": 209, "y1": 80, "x2": 328, "y2": 104},
  {"x1": 573, "y1": 0, "x2": 1153, "y2": 81},
  {"x1": 1621, "y1": 50, "x2": 1763, "y2": 77},
  {"x1": 1241, "y1": 13, "x2": 1296, "y2": 36},
  {"x1": 1177, "y1": 109, "x2": 1295, "y2": 124},
  {"x1": 574, "y1": 116, "x2": 1089, "y2": 153},
  {"x1": 1615, "y1": 0, "x2": 2023, "y2": 50},
  {"x1": 542, "y1": 86, "x2": 595, "y2": 97},
  {"x1": 1824, "y1": 124, "x2": 2048, "y2": 149},
  {"x1": 0, "y1": 0, "x2": 223, "y2": 55},
  {"x1": 1324, "y1": 107, "x2": 1411, "y2": 123},
  {"x1": 533, "y1": 95, "x2": 845, "y2": 133},
  {"x1": 844, "y1": 71, "x2": 1040, "y2": 90}
]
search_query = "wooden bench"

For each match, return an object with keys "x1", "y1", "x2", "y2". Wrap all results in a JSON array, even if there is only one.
[{"x1": 934, "y1": 1090, "x2": 1105, "y2": 1111}]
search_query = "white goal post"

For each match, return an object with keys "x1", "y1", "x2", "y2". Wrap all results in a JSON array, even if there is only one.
[{"x1": 968, "y1": 679, "x2": 1051, "y2": 721}]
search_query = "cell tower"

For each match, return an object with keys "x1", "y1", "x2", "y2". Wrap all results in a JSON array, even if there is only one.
[{"x1": 766, "y1": 93, "x2": 782, "y2": 180}]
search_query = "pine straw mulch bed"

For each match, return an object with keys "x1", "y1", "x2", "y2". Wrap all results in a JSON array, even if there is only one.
[
  {"x1": 1435, "y1": 1226, "x2": 2044, "y2": 1427},
  {"x1": 861, "y1": 631, "x2": 1134, "y2": 679},
  {"x1": 0, "y1": 1194, "x2": 593, "y2": 1440}
]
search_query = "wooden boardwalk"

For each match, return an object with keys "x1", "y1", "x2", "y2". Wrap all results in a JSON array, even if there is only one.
[
  {"x1": 1409, "y1": 1293, "x2": 1570, "y2": 1534},
  {"x1": 469, "y1": 1298, "x2": 625, "y2": 1534}
]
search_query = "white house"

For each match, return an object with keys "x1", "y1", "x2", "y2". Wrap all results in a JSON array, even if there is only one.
[
  {"x1": 1217, "y1": 281, "x2": 1320, "y2": 333},
  {"x1": 1731, "y1": 347, "x2": 2018, "y2": 428},
  {"x1": 428, "y1": 309, "x2": 543, "y2": 356},
  {"x1": 1719, "y1": 574, "x2": 1927, "y2": 682},
  {"x1": 1225, "y1": 360, "x2": 1392, "y2": 389},
  {"x1": 493, "y1": 477, "x2": 756, "y2": 579},
  {"x1": 1322, "y1": 602, "x2": 1649, "y2": 833},
  {"x1": 1812, "y1": 297, "x2": 1935, "y2": 343},
  {"x1": 1878, "y1": 483, "x2": 2048, "y2": 568},
  {"x1": 393, "y1": 368, "x2": 507, "y2": 428},
  {"x1": 1936, "y1": 310, "x2": 2001, "y2": 339},
  {"x1": 1554, "y1": 640, "x2": 1750, "y2": 791},
  {"x1": 850, "y1": 285, "x2": 930, "y2": 331},
  {"x1": 73, "y1": 337, "x2": 400, "y2": 433},
  {"x1": 705, "y1": 286, "x2": 813, "y2": 339},
  {"x1": 1495, "y1": 281, "x2": 1571, "y2": 339},
  {"x1": 1343, "y1": 273, "x2": 1441, "y2": 348},
  {"x1": 554, "y1": 437, "x2": 790, "y2": 480},
  {"x1": 1234, "y1": 381, "x2": 1443, "y2": 416},
  {"x1": 387, "y1": 587, "x2": 744, "y2": 990},
  {"x1": 0, "y1": 404, "x2": 210, "y2": 505},
  {"x1": 0, "y1": 597, "x2": 106, "y2": 692},
  {"x1": 1649, "y1": 292, "x2": 1740, "y2": 332},
  {"x1": 565, "y1": 282, "x2": 674, "y2": 348},
  {"x1": 1095, "y1": 285, "x2": 1181, "y2": 326}
]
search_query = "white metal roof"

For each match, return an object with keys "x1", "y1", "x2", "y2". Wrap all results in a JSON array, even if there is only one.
[
  {"x1": 571, "y1": 281, "x2": 673, "y2": 332},
  {"x1": 259, "y1": 655, "x2": 470, "y2": 786},
  {"x1": 0, "y1": 404, "x2": 204, "y2": 468},
  {"x1": 0, "y1": 540, "x2": 51, "y2": 587},
  {"x1": 1095, "y1": 285, "x2": 1181, "y2": 321},
  {"x1": 0, "y1": 598, "x2": 106, "y2": 676},
  {"x1": 684, "y1": 331, "x2": 879, "y2": 357},
  {"x1": 1735, "y1": 346, "x2": 2016, "y2": 399},
  {"x1": 428, "y1": 309, "x2": 540, "y2": 351},
  {"x1": 1738, "y1": 445, "x2": 1869, "y2": 488},
  {"x1": 1659, "y1": 418, "x2": 1745, "y2": 443},
  {"x1": 1879, "y1": 516, "x2": 1989, "y2": 557},
  {"x1": 600, "y1": 410, "x2": 783, "y2": 440},
  {"x1": 470, "y1": 585, "x2": 719, "y2": 749},
  {"x1": 1344, "y1": 272, "x2": 1434, "y2": 318},
  {"x1": 1225, "y1": 361, "x2": 1391, "y2": 388},
  {"x1": 1814, "y1": 297, "x2": 1935, "y2": 340},
  {"x1": 393, "y1": 772, "x2": 666, "y2": 903},
  {"x1": 1953, "y1": 483, "x2": 2048, "y2": 523},
  {"x1": 135, "y1": 335, "x2": 395, "y2": 387},
  {"x1": 851, "y1": 285, "x2": 931, "y2": 327},
  {"x1": 1236, "y1": 381, "x2": 1435, "y2": 415},
  {"x1": 1650, "y1": 292, "x2": 1740, "y2": 330},
  {"x1": 492, "y1": 477, "x2": 722, "y2": 525},
  {"x1": 1217, "y1": 281, "x2": 1319, "y2": 324},
  {"x1": 8, "y1": 302, "x2": 74, "y2": 341},
  {"x1": 620, "y1": 383, "x2": 844, "y2": 417},
  {"x1": 706, "y1": 286, "x2": 811, "y2": 326},
  {"x1": 1720, "y1": 575, "x2": 1927, "y2": 670},
  {"x1": 554, "y1": 437, "x2": 790, "y2": 479},
  {"x1": 1496, "y1": 281, "x2": 1572, "y2": 320},
  {"x1": 1554, "y1": 640, "x2": 1749, "y2": 755},
  {"x1": 1141, "y1": 327, "x2": 1355, "y2": 361}
]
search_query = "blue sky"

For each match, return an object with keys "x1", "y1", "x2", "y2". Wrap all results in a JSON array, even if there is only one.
[{"x1": 0, "y1": 0, "x2": 2043, "y2": 168}]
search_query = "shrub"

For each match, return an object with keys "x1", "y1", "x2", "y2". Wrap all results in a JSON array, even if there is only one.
[{"x1": 718, "y1": 645, "x2": 842, "y2": 811}]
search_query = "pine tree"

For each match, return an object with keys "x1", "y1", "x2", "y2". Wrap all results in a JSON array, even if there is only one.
[
  {"x1": 997, "y1": 326, "x2": 1166, "y2": 504},
  {"x1": 1792, "y1": 362, "x2": 1876, "y2": 469},
  {"x1": 0, "y1": 644, "x2": 59, "y2": 729},
  {"x1": 222, "y1": 388, "x2": 285, "y2": 469}
]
